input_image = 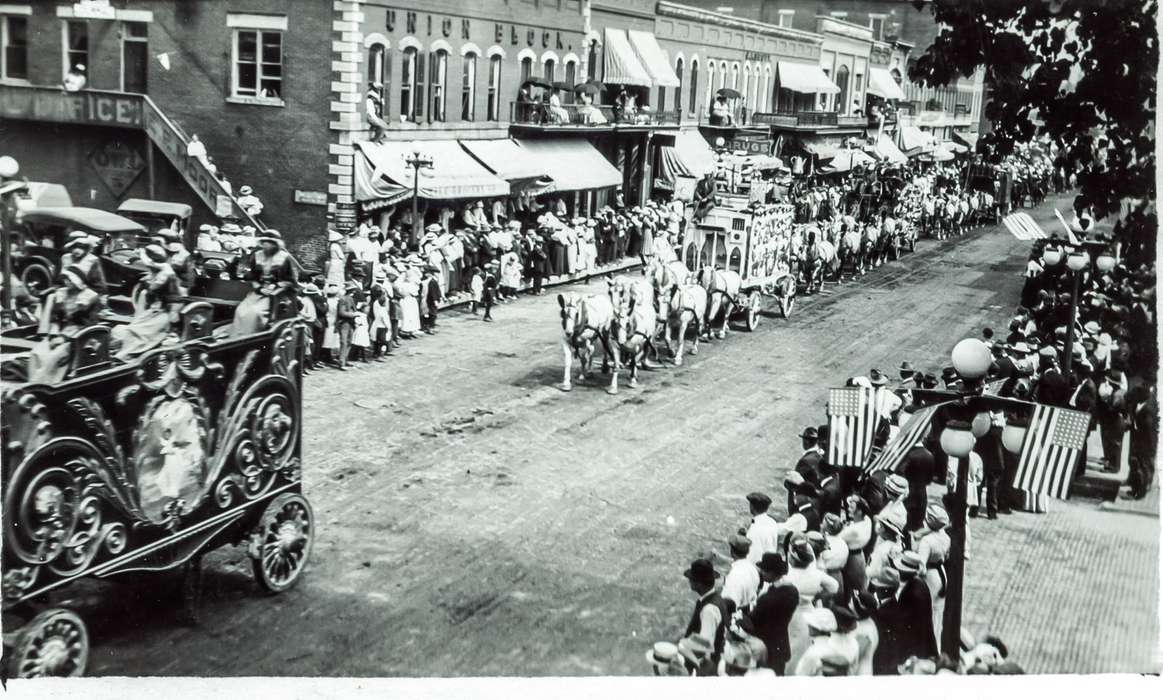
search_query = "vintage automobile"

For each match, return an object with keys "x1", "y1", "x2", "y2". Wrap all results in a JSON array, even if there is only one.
[
  {"x1": 681, "y1": 202, "x2": 799, "y2": 326},
  {"x1": 13, "y1": 182, "x2": 73, "y2": 215},
  {"x1": 12, "y1": 207, "x2": 150, "y2": 297},
  {"x1": 116, "y1": 199, "x2": 194, "y2": 244},
  {"x1": 0, "y1": 309, "x2": 314, "y2": 677}
]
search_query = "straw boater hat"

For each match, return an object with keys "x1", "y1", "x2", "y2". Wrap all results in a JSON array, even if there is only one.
[
  {"x1": 257, "y1": 229, "x2": 283, "y2": 246},
  {"x1": 65, "y1": 230, "x2": 94, "y2": 251},
  {"x1": 239, "y1": 185, "x2": 253, "y2": 196},
  {"x1": 141, "y1": 244, "x2": 168, "y2": 265},
  {"x1": 220, "y1": 222, "x2": 243, "y2": 234},
  {"x1": 327, "y1": 230, "x2": 343, "y2": 243},
  {"x1": 300, "y1": 282, "x2": 321, "y2": 296},
  {"x1": 884, "y1": 474, "x2": 909, "y2": 499},
  {"x1": 645, "y1": 642, "x2": 680, "y2": 675},
  {"x1": 925, "y1": 503, "x2": 950, "y2": 530}
]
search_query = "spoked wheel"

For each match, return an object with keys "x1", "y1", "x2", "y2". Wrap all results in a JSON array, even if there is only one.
[
  {"x1": 745, "y1": 291, "x2": 762, "y2": 331},
  {"x1": 20, "y1": 263, "x2": 53, "y2": 298},
  {"x1": 10, "y1": 608, "x2": 89, "y2": 678},
  {"x1": 251, "y1": 493, "x2": 314, "y2": 594},
  {"x1": 780, "y1": 287, "x2": 796, "y2": 319}
]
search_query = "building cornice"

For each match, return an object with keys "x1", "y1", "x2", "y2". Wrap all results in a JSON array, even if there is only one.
[
  {"x1": 656, "y1": 1, "x2": 824, "y2": 45},
  {"x1": 816, "y1": 16, "x2": 874, "y2": 43}
]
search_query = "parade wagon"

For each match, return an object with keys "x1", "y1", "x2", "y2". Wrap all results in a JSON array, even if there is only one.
[
  {"x1": 681, "y1": 202, "x2": 799, "y2": 328},
  {"x1": 0, "y1": 314, "x2": 315, "y2": 677}
]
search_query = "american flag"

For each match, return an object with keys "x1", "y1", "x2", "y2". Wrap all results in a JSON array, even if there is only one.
[
  {"x1": 1013, "y1": 404, "x2": 1092, "y2": 500},
  {"x1": 1002, "y1": 212, "x2": 1049, "y2": 241},
  {"x1": 863, "y1": 403, "x2": 946, "y2": 475},
  {"x1": 827, "y1": 387, "x2": 880, "y2": 468}
]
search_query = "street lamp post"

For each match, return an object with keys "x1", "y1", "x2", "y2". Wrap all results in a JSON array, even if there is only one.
[
  {"x1": 405, "y1": 142, "x2": 434, "y2": 250},
  {"x1": 1041, "y1": 236, "x2": 1116, "y2": 375},
  {"x1": 925, "y1": 338, "x2": 1032, "y2": 657}
]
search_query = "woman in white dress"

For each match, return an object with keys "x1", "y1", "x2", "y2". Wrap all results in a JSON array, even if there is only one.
[
  {"x1": 396, "y1": 266, "x2": 422, "y2": 337},
  {"x1": 784, "y1": 537, "x2": 840, "y2": 672},
  {"x1": 325, "y1": 230, "x2": 347, "y2": 289},
  {"x1": 322, "y1": 284, "x2": 341, "y2": 361}
]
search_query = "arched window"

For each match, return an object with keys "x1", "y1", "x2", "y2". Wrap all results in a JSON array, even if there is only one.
[
  {"x1": 673, "y1": 57, "x2": 684, "y2": 116},
  {"x1": 657, "y1": 82, "x2": 666, "y2": 113},
  {"x1": 545, "y1": 58, "x2": 555, "y2": 83},
  {"x1": 367, "y1": 43, "x2": 391, "y2": 115},
  {"x1": 688, "y1": 59, "x2": 699, "y2": 117},
  {"x1": 587, "y1": 41, "x2": 598, "y2": 81},
  {"x1": 835, "y1": 65, "x2": 850, "y2": 114},
  {"x1": 520, "y1": 56, "x2": 533, "y2": 83},
  {"x1": 730, "y1": 63, "x2": 739, "y2": 90},
  {"x1": 750, "y1": 65, "x2": 760, "y2": 111},
  {"x1": 487, "y1": 54, "x2": 502, "y2": 120},
  {"x1": 429, "y1": 48, "x2": 448, "y2": 122},
  {"x1": 400, "y1": 46, "x2": 419, "y2": 121},
  {"x1": 718, "y1": 61, "x2": 727, "y2": 90},
  {"x1": 759, "y1": 66, "x2": 770, "y2": 112},
  {"x1": 564, "y1": 60, "x2": 577, "y2": 104},
  {"x1": 742, "y1": 64, "x2": 750, "y2": 105},
  {"x1": 461, "y1": 52, "x2": 476, "y2": 121}
]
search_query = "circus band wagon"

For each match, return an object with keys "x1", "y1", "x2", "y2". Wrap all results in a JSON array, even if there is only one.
[{"x1": 1, "y1": 201, "x2": 314, "y2": 677}]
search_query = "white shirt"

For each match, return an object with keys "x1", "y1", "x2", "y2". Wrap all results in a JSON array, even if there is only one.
[
  {"x1": 722, "y1": 559, "x2": 760, "y2": 612},
  {"x1": 794, "y1": 631, "x2": 859, "y2": 676},
  {"x1": 820, "y1": 535, "x2": 849, "y2": 572},
  {"x1": 785, "y1": 564, "x2": 839, "y2": 605},
  {"x1": 875, "y1": 386, "x2": 902, "y2": 419},
  {"x1": 746, "y1": 513, "x2": 783, "y2": 564},
  {"x1": 853, "y1": 618, "x2": 879, "y2": 676}
]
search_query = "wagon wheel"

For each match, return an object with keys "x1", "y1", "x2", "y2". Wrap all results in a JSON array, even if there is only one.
[
  {"x1": 745, "y1": 291, "x2": 762, "y2": 331},
  {"x1": 251, "y1": 493, "x2": 314, "y2": 594},
  {"x1": 9, "y1": 608, "x2": 89, "y2": 678},
  {"x1": 780, "y1": 282, "x2": 796, "y2": 319}
]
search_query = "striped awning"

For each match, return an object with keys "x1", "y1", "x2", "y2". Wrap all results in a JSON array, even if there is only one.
[
  {"x1": 353, "y1": 140, "x2": 509, "y2": 204},
  {"x1": 513, "y1": 138, "x2": 622, "y2": 192},
  {"x1": 628, "y1": 30, "x2": 679, "y2": 88},
  {"x1": 603, "y1": 28, "x2": 652, "y2": 88}
]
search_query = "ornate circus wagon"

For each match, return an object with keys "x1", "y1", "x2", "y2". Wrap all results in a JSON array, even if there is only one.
[{"x1": 1, "y1": 316, "x2": 315, "y2": 678}]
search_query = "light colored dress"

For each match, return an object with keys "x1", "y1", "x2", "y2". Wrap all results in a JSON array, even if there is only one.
[
  {"x1": 397, "y1": 276, "x2": 421, "y2": 334},
  {"x1": 326, "y1": 242, "x2": 347, "y2": 288},
  {"x1": 323, "y1": 296, "x2": 340, "y2": 350}
]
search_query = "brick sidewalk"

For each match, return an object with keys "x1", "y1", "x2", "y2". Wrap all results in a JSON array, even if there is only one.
[{"x1": 929, "y1": 488, "x2": 1161, "y2": 674}]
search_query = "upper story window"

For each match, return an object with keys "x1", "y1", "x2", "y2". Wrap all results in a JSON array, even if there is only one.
[
  {"x1": 62, "y1": 20, "x2": 88, "y2": 80},
  {"x1": 777, "y1": 10, "x2": 794, "y2": 28},
  {"x1": 2, "y1": 15, "x2": 29, "y2": 81},
  {"x1": 401, "y1": 46, "x2": 419, "y2": 121},
  {"x1": 687, "y1": 59, "x2": 698, "y2": 117},
  {"x1": 461, "y1": 52, "x2": 476, "y2": 122},
  {"x1": 520, "y1": 56, "x2": 533, "y2": 83},
  {"x1": 673, "y1": 57, "x2": 683, "y2": 116},
  {"x1": 429, "y1": 49, "x2": 448, "y2": 122},
  {"x1": 227, "y1": 15, "x2": 287, "y2": 104},
  {"x1": 544, "y1": 58, "x2": 555, "y2": 83},
  {"x1": 487, "y1": 54, "x2": 502, "y2": 121},
  {"x1": 869, "y1": 15, "x2": 887, "y2": 41}
]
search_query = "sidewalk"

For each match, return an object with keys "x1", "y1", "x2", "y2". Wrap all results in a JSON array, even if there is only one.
[
  {"x1": 435, "y1": 258, "x2": 643, "y2": 311},
  {"x1": 930, "y1": 481, "x2": 1162, "y2": 674}
]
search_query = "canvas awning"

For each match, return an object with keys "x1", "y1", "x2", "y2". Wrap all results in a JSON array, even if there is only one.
[
  {"x1": 867, "y1": 67, "x2": 906, "y2": 101},
  {"x1": 628, "y1": 30, "x2": 679, "y2": 88},
  {"x1": 353, "y1": 140, "x2": 509, "y2": 208},
  {"x1": 459, "y1": 138, "x2": 555, "y2": 196},
  {"x1": 513, "y1": 138, "x2": 622, "y2": 192},
  {"x1": 953, "y1": 131, "x2": 979, "y2": 151},
  {"x1": 603, "y1": 28, "x2": 652, "y2": 88},
  {"x1": 868, "y1": 133, "x2": 908, "y2": 164},
  {"x1": 800, "y1": 137, "x2": 839, "y2": 160},
  {"x1": 898, "y1": 125, "x2": 935, "y2": 156},
  {"x1": 777, "y1": 61, "x2": 840, "y2": 95},
  {"x1": 818, "y1": 148, "x2": 877, "y2": 174}
]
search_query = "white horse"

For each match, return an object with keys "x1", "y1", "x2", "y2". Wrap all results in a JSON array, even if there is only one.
[
  {"x1": 557, "y1": 289, "x2": 619, "y2": 393},
  {"x1": 661, "y1": 283, "x2": 707, "y2": 365},
  {"x1": 609, "y1": 277, "x2": 658, "y2": 390},
  {"x1": 696, "y1": 265, "x2": 742, "y2": 340}
]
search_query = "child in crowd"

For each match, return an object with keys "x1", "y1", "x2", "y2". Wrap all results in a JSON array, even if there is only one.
[
  {"x1": 470, "y1": 266, "x2": 484, "y2": 315},
  {"x1": 482, "y1": 262, "x2": 498, "y2": 322},
  {"x1": 351, "y1": 287, "x2": 371, "y2": 363}
]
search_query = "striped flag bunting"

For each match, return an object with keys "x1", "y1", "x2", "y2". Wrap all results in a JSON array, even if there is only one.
[
  {"x1": 1002, "y1": 212, "x2": 1049, "y2": 241},
  {"x1": 1013, "y1": 404, "x2": 1092, "y2": 500},
  {"x1": 863, "y1": 402, "x2": 946, "y2": 475},
  {"x1": 827, "y1": 387, "x2": 880, "y2": 468}
]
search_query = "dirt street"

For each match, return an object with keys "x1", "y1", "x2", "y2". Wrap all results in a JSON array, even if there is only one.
[{"x1": 76, "y1": 194, "x2": 1158, "y2": 676}]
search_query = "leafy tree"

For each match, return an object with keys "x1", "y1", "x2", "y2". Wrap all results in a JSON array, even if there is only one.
[{"x1": 908, "y1": 0, "x2": 1156, "y2": 251}]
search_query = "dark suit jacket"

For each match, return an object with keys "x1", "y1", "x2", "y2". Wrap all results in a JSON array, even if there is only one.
[
  {"x1": 335, "y1": 294, "x2": 357, "y2": 329},
  {"x1": 871, "y1": 597, "x2": 909, "y2": 675},
  {"x1": 744, "y1": 583, "x2": 798, "y2": 671},
  {"x1": 897, "y1": 578, "x2": 939, "y2": 661},
  {"x1": 795, "y1": 449, "x2": 824, "y2": 486},
  {"x1": 1035, "y1": 369, "x2": 1071, "y2": 407}
]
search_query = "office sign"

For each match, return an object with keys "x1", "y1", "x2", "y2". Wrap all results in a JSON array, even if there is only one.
[{"x1": 0, "y1": 86, "x2": 143, "y2": 128}]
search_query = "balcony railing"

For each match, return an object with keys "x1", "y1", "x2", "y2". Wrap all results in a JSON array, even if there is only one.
[
  {"x1": 509, "y1": 101, "x2": 680, "y2": 127},
  {"x1": 750, "y1": 110, "x2": 839, "y2": 127}
]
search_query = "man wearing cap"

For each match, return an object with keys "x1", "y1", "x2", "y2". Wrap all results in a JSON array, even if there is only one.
[
  {"x1": 901, "y1": 441, "x2": 935, "y2": 530},
  {"x1": 868, "y1": 567, "x2": 907, "y2": 674},
  {"x1": 794, "y1": 426, "x2": 824, "y2": 486},
  {"x1": 914, "y1": 503, "x2": 951, "y2": 600},
  {"x1": 682, "y1": 558, "x2": 729, "y2": 665},
  {"x1": 722, "y1": 534, "x2": 760, "y2": 615},
  {"x1": 741, "y1": 553, "x2": 797, "y2": 674},
  {"x1": 744, "y1": 492, "x2": 781, "y2": 564},
  {"x1": 60, "y1": 231, "x2": 108, "y2": 295}
]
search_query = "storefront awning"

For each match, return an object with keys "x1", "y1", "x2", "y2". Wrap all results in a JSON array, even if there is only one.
[
  {"x1": 867, "y1": 67, "x2": 906, "y2": 101},
  {"x1": 777, "y1": 62, "x2": 840, "y2": 95},
  {"x1": 898, "y1": 125, "x2": 935, "y2": 155},
  {"x1": 460, "y1": 138, "x2": 555, "y2": 196},
  {"x1": 868, "y1": 133, "x2": 908, "y2": 164},
  {"x1": 513, "y1": 138, "x2": 623, "y2": 192},
  {"x1": 953, "y1": 131, "x2": 979, "y2": 152},
  {"x1": 800, "y1": 137, "x2": 839, "y2": 160},
  {"x1": 628, "y1": 30, "x2": 679, "y2": 88},
  {"x1": 354, "y1": 140, "x2": 509, "y2": 206},
  {"x1": 603, "y1": 28, "x2": 652, "y2": 88}
]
